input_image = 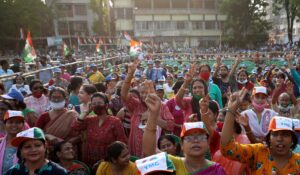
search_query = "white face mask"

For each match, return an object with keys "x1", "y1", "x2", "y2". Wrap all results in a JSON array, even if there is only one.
[
  {"x1": 278, "y1": 104, "x2": 293, "y2": 113},
  {"x1": 50, "y1": 101, "x2": 65, "y2": 110},
  {"x1": 237, "y1": 79, "x2": 248, "y2": 85},
  {"x1": 16, "y1": 83, "x2": 24, "y2": 87}
]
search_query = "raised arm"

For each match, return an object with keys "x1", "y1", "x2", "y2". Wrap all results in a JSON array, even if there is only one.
[
  {"x1": 228, "y1": 55, "x2": 241, "y2": 79},
  {"x1": 121, "y1": 60, "x2": 139, "y2": 102},
  {"x1": 143, "y1": 86, "x2": 162, "y2": 156}
]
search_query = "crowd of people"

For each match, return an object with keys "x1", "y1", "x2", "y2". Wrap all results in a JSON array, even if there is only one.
[{"x1": 0, "y1": 50, "x2": 300, "y2": 175}]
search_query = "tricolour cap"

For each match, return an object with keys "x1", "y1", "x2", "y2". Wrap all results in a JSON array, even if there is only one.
[
  {"x1": 268, "y1": 116, "x2": 293, "y2": 132},
  {"x1": 180, "y1": 122, "x2": 207, "y2": 138},
  {"x1": 292, "y1": 119, "x2": 300, "y2": 131},
  {"x1": 136, "y1": 152, "x2": 175, "y2": 175},
  {"x1": 3, "y1": 110, "x2": 24, "y2": 122},
  {"x1": 11, "y1": 127, "x2": 45, "y2": 147},
  {"x1": 252, "y1": 86, "x2": 268, "y2": 96}
]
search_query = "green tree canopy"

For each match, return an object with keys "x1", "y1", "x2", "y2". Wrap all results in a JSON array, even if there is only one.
[
  {"x1": 221, "y1": 0, "x2": 271, "y2": 48},
  {"x1": 89, "y1": 0, "x2": 110, "y2": 35},
  {"x1": 0, "y1": 0, "x2": 54, "y2": 51}
]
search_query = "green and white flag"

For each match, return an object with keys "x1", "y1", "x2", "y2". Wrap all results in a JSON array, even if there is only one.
[
  {"x1": 63, "y1": 42, "x2": 70, "y2": 56},
  {"x1": 22, "y1": 31, "x2": 36, "y2": 63},
  {"x1": 129, "y1": 40, "x2": 142, "y2": 57}
]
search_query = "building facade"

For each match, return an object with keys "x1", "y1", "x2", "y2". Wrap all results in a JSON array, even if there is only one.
[
  {"x1": 265, "y1": 0, "x2": 300, "y2": 44},
  {"x1": 113, "y1": 0, "x2": 226, "y2": 48},
  {"x1": 45, "y1": 0, "x2": 96, "y2": 37}
]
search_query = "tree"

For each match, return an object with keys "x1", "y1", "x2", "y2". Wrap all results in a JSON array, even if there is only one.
[
  {"x1": 89, "y1": 0, "x2": 110, "y2": 35},
  {"x1": 0, "y1": 0, "x2": 54, "y2": 52},
  {"x1": 273, "y1": 0, "x2": 300, "y2": 43},
  {"x1": 221, "y1": 0, "x2": 271, "y2": 48}
]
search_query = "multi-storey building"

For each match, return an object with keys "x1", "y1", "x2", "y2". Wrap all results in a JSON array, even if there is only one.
[
  {"x1": 113, "y1": 0, "x2": 226, "y2": 48},
  {"x1": 45, "y1": 0, "x2": 96, "y2": 37},
  {"x1": 265, "y1": 0, "x2": 300, "y2": 44}
]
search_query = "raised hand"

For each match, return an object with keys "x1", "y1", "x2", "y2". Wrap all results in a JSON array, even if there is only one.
[
  {"x1": 199, "y1": 94, "x2": 210, "y2": 114},
  {"x1": 128, "y1": 59, "x2": 140, "y2": 75},
  {"x1": 145, "y1": 94, "x2": 161, "y2": 115},
  {"x1": 144, "y1": 80, "x2": 156, "y2": 94},
  {"x1": 285, "y1": 52, "x2": 294, "y2": 62},
  {"x1": 286, "y1": 80, "x2": 294, "y2": 95}
]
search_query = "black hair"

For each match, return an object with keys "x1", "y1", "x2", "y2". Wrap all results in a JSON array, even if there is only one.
[
  {"x1": 191, "y1": 79, "x2": 208, "y2": 121},
  {"x1": 219, "y1": 64, "x2": 229, "y2": 71},
  {"x1": 13, "y1": 75, "x2": 26, "y2": 84},
  {"x1": 157, "y1": 135, "x2": 176, "y2": 149},
  {"x1": 0, "y1": 60, "x2": 8, "y2": 67},
  {"x1": 237, "y1": 69, "x2": 249, "y2": 77},
  {"x1": 81, "y1": 84, "x2": 97, "y2": 95},
  {"x1": 265, "y1": 131, "x2": 298, "y2": 150},
  {"x1": 129, "y1": 88, "x2": 141, "y2": 99},
  {"x1": 52, "y1": 141, "x2": 69, "y2": 163},
  {"x1": 104, "y1": 141, "x2": 127, "y2": 162},
  {"x1": 172, "y1": 80, "x2": 184, "y2": 94},
  {"x1": 94, "y1": 83, "x2": 106, "y2": 93},
  {"x1": 199, "y1": 64, "x2": 211, "y2": 72},
  {"x1": 29, "y1": 79, "x2": 43, "y2": 91},
  {"x1": 242, "y1": 93, "x2": 251, "y2": 102},
  {"x1": 49, "y1": 87, "x2": 66, "y2": 99},
  {"x1": 208, "y1": 101, "x2": 219, "y2": 121},
  {"x1": 91, "y1": 92, "x2": 109, "y2": 105},
  {"x1": 67, "y1": 76, "x2": 83, "y2": 93},
  {"x1": 276, "y1": 72, "x2": 286, "y2": 80}
]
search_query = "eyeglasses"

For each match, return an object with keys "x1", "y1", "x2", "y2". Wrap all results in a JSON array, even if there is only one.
[
  {"x1": 184, "y1": 135, "x2": 207, "y2": 142},
  {"x1": 33, "y1": 86, "x2": 43, "y2": 90}
]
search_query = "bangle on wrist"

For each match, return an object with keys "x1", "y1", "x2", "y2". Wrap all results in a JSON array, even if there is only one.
[{"x1": 225, "y1": 108, "x2": 236, "y2": 116}]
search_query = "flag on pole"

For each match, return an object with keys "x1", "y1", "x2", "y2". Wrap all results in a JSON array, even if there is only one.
[
  {"x1": 129, "y1": 40, "x2": 142, "y2": 57},
  {"x1": 63, "y1": 42, "x2": 70, "y2": 56},
  {"x1": 20, "y1": 28, "x2": 25, "y2": 40},
  {"x1": 77, "y1": 36, "x2": 83, "y2": 45},
  {"x1": 96, "y1": 38, "x2": 103, "y2": 55},
  {"x1": 124, "y1": 32, "x2": 132, "y2": 41},
  {"x1": 22, "y1": 31, "x2": 37, "y2": 63},
  {"x1": 92, "y1": 36, "x2": 97, "y2": 43}
]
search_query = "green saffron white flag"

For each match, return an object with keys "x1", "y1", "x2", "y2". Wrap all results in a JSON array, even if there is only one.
[{"x1": 22, "y1": 31, "x2": 37, "y2": 63}]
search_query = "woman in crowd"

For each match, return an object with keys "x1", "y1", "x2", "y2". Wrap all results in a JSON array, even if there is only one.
[
  {"x1": 157, "y1": 135, "x2": 181, "y2": 156},
  {"x1": 121, "y1": 60, "x2": 174, "y2": 157},
  {"x1": 143, "y1": 93, "x2": 226, "y2": 174},
  {"x1": 53, "y1": 141, "x2": 89, "y2": 175},
  {"x1": 221, "y1": 91, "x2": 300, "y2": 174},
  {"x1": 76, "y1": 84, "x2": 97, "y2": 115},
  {"x1": 236, "y1": 69, "x2": 254, "y2": 92},
  {"x1": 6, "y1": 127, "x2": 68, "y2": 175},
  {"x1": 35, "y1": 87, "x2": 80, "y2": 153},
  {"x1": 96, "y1": 141, "x2": 137, "y2": 175},
  {"x1": 175, "y1": 64, "x2": 208, "y2": 121},
  {"x1": 24, "y1": 80, "x2": 49, "y2": 117},
  {"x1": 241, "y1": 86, "x2": 278, "y2": 143},
  {"x1": 68, "y1": 76, "x2": 83, "y2": 106},
  {"x1": 9, "y1": 75, "x2": 31, "y2": 96},
  {"x1": 0, "y1": 110, "x2": 25, "y2": 174},
  {"x1": 0, "y1": 101, "x2": 12, "y2": 138},
  {"x1": 1, "y1": 88, "x2": 26, "y2": 111},
  {"x1": 72, "y1": 92, "x2": 127, "y2": 167}
]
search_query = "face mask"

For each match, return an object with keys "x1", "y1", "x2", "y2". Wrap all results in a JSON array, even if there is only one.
[
  {"x1": 192, "y1": 94, "x2": 202, "y2": 102},
  {"x1": 252, "y1": 100, "x2": 267, "y2": 112},
  {"x1": 199, "y1": 72, "x2": 210, "y2": 81},
  {"x1": 32, "y1": 92, "x2": 43, "y2": 98},
  {"x1": 278, "y1": 104, "x2": 292, "y2": 113},
  {"x1": 93, "y1": 105, "x2": 106, "y2": 115},
  {"x1": 50, "y1": 101, "x2": 65, "y2": 110},
  {"x1": 237, "y1": 79, "x2": 248, "y2": 85}
]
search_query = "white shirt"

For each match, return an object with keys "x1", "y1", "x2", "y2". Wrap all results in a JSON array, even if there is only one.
[{"x1": 242, "y1": 109, "x2": 278, "y2": 139}]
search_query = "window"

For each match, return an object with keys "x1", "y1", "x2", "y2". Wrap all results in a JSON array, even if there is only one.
[
  {"x1": 136, "y1": 21, "x2": 153, "y2": 30},
  {"x1": 190, "y1": 0, "x2": 203, "y2": 8},
  {"x1": 192, "y1": 21, "x2": 203, "y2": 30},
  {"x1": 205, "y1": 21, "x2": 216, "y2": 30},
  {"x1": 204, "y1": 0, "x2": 215, "y2": 9},
  {"x1": 58, "y1": 22, "x2": 69, "y2": 35},
  {"x1": 73, "y1": 21, "x2": 87, "y2": 32},
  {"x1": 125, "y1": 8, "x2": 133, "y2": 19},
  {"x1": 217, "y1": 21, "x2": 224, "y2": 30},
  {"x1": 153, "y1": 0, "x2": 170, "y2": 9},
  {"x1": 135, "y1": 0, "x2": 151, "y2": 9},
  {"x1": 74, "y1": 5, "x2": 87, "y2": 16},
  {"x1": 116, "y1": 8, "x2": 125, "y2": 18},
  {"x1": 57, "y1": 4, "x2": 73, "y2": 17},
  {"x1": 172, "y1": 0, "x2": 187, "y2": 8},
  {"x1": 177, "y1": 21, "x2": 186, "y2": 29},
  {"x1": 154, "y1": 21, "x2": 171, "y2": 30}
]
